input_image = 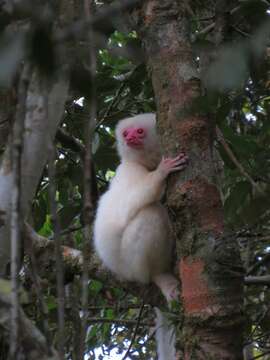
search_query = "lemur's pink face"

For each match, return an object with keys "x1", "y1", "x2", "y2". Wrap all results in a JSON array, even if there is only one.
[{"x1": 122, "y1": 127, "x2": 146, "y2": 148}]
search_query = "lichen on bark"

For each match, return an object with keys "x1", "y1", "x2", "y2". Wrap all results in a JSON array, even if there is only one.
[{"x1": 132, "y1": 1, "x2": 244, "y2": 358}]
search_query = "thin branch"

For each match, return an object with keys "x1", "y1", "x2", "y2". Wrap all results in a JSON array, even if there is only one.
[
  {"x1": 213, "y1": 0, "x2": 230, "y2": 45},
  {"x1": 55, "y1": 0, "x2": 141, "y2": 43},
  {"x1": 88, "y1": 304, "x2": 150, "y2": 311},
  {"x1": 60, "y1": 225, "x2": 83, "y2": 236},
  {"x1": 247, "y1": 252, "x2": 270, "y2": 275},
  {"x1": 196, "y1": 4, "x2": 241, "y2": 38},
  {"x1": 56, "y1": 128, "x2": 85, "y2": 154},
  {"x1": 58, "y1": 148, "x2": 78, "y2": 164},
  {"x1": 231, "y1": 26, "x2": 251, "y2": 37},
  {"x1": 244, "y1": 275, "x2": 270, "y2": 286},
  {"x1": 88, "y1": 316, "x2": 151, "y2": 327},
  {"x1": 79, "y1": 1, "x2": 97, "y2": 359},
  {"x1": 0, "y1": 290, "x2": 59, "y2": 360},
  {"x1": 250, "y1": 306, "x2": 270, "y2": 339},
  {"x1": 95, "y1": 81, "x2": 126, "y2": 130},
  {"x1": 48, "y1": 128, "x2": 65, "y2": 357},
  {"x1": 216, "y1": 126, "x2": 262, "y2": 193},
  {"x1": 9, "y1": 64, "x2": 30, "y2": 360},
  {"x1": 122, "y1": 301, "x2": 145, "y2": 360},
  {"x1": 230, "y1": 5, "x2": 241, "y2": 15},
  {"x1": 199, "y1": 22, "x2": 215, "y2": 36},
  {"x1": 198, "y1": 16, "x2": 215, "y2": 22},
  {"x1": 244, "y1": 330, "x2": 270, "y2": 346},
  {"x1": 96, "y1": 64, "x2": 143, "y2": 130},
  {"x1": 56, "y1": 128, "x2": 99, "y2": 207}
]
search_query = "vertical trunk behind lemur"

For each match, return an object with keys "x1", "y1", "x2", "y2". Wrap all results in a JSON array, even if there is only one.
[{"x1": 133, "y1": 2, "x2": 244, "y2": 359}]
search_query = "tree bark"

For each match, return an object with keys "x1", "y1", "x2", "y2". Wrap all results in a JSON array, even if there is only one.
[
  {"x1": 0, "y1": 282, "x2": 59, "y2": 360},
  {"x1": 133, "y1": 1, "x2": 244, "y2": 359},
  {"x1": 0, "y1": 69, "x2": 69, "y2": 276}
]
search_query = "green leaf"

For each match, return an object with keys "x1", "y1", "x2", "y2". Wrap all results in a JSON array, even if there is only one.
[
  {"x1": 224, "y1": 181, "x2": 252, "y2": 224},
  {"x1": 105, "y1": 308, "x2": 115, "y2": 319},
  {"x1": 89, "y1": 280, "x2": 103, "y2": 296},
  {"x1": 46, "y1": 295, "x2": 57, "y2": 311},
  {"x1": 38, "y1": 215, "x2": 53, "y2": 237},
  {"x1": 0, "y1": 279, "x2": 11, "y2": 295}
]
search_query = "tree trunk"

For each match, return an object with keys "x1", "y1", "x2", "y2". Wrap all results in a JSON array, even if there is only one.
[
  {"x1": 0, "y1": 70, "x2": 68, "y2": 276},
  {"x1": 133, "y1": 1, "x2": 244, "y2": 359}
]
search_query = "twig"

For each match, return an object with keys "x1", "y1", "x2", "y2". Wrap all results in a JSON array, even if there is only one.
[
  {"x1": 244, "y1": 275, "x2": 270, "y2": 286},
  {"x1": 198, "y1": 16, "x2": 215, "y2": 22},
  {"x1": 231, "y1": 26, "x2": 251, "y2": 37},
  {"x1": 213, "y1": 0, "x2": 230, "y2": 46},
  {"x1": 56, "y1": 127, "x2": 99, "y2": 206},
  {"x1": 56, "y1": 128, "x2": 85, "y2": 154},
  {"x1": 88, "y1": 316, "x2": 151, "y2": 327},
  {"x1": 250, "y1": 306, "x2": 270, "y2": 339},
  {"x1": 95, "y1": 63, "x2": 143, "y2": 130},
  {"x1": 230, "y1": 5, "x2": 241, "y2": 15},
  {"x1": 88, "y1": 304, "x2": 150, "y2": 311},
  {"x1": 244, "y1": 330, "x2": 270, "y2": 346},
  {"x1": 216, "y1": 126, "x2": 261, "y2": 193},
  {"x1": 9, "y1": 64, "x2": 30, "y2": 360},
  {"x1": 96, "y1": 81, "x2": 126, "y2": 130},
  {"x1": 198, "y1": 22, "x2": 215, "y2": 36},
  {"x1": 60, "y1": 225, "x2": 83, "y2": 236},
  {"x1": 196, "y1": 4, "x2": 241, "y2": 38},
  {"x1": 58, "y1": 148, "x2": 77, "y2": 164},
  {"x1": 247, "y1": 252, "x2": 270, "y2": 275},
  {"x1": 122, "y1": 301, "x2": 145, "y2": 360}
]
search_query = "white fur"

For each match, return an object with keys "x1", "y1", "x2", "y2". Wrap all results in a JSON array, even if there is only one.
[
  {"x1": 93, "y1": 113, "x2": 177, "y2": 359},
  {"x1": 115, "y1": 113, "x2": 161, "y2": 170},
  {"x1": 94, "y1": 161, "x2": 172, "y2": 283}
]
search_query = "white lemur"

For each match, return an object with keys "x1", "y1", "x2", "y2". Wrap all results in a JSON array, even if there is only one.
[{"x1": 94, "y1": 113, "x2": 188, "y2": 359}]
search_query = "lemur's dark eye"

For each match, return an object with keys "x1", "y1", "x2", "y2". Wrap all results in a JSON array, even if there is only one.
[
  {"x1": 123, "y1": 130, "x2": 128, "y2": 137},
  {"x1": 137, "y1": 128, "x2": 144, "y2": 134}
]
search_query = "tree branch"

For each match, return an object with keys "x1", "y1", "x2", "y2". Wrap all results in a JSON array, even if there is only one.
[
  {"x1": 122, "y1": 301, "x2": 145, "y2": 360},
  {"x1": 87, "y1": 316, "x2": 151, "y2": 327},
  {"x1": 244, "y1": 275, "x2": 270, "y2": 286},
  {"x1": 10, "y1": 63, "x2": 30, "y2": 359},
  {"x1": 0, "y1": 285, "x2": 59, "y2": 360},
  {"x1": 48, "y1": 140, "x2": 65, "y2": 359},
  {"x1": 55, "y1": 0, "x2": 141, "y2": 43},
  {"x1": 23, "y1": 223, "x2": 165, "y2": 306},
  {"x1": 216, "y1": 126, "x2": 262, "y2": 193},
  {"x1": 247, "y1": 252, "x2": 270, "y2": 276},
  {"x1": 56, "y1": 128, "x2": 85, "y2": 154},
  {"x1": 0, "y1": 69, "x2": 69, "y2": 276}
]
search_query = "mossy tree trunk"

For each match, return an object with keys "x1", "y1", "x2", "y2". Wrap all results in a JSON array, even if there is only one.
[{"x1": 133, "y1": 1, "x2": 244, "y2": 359}]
